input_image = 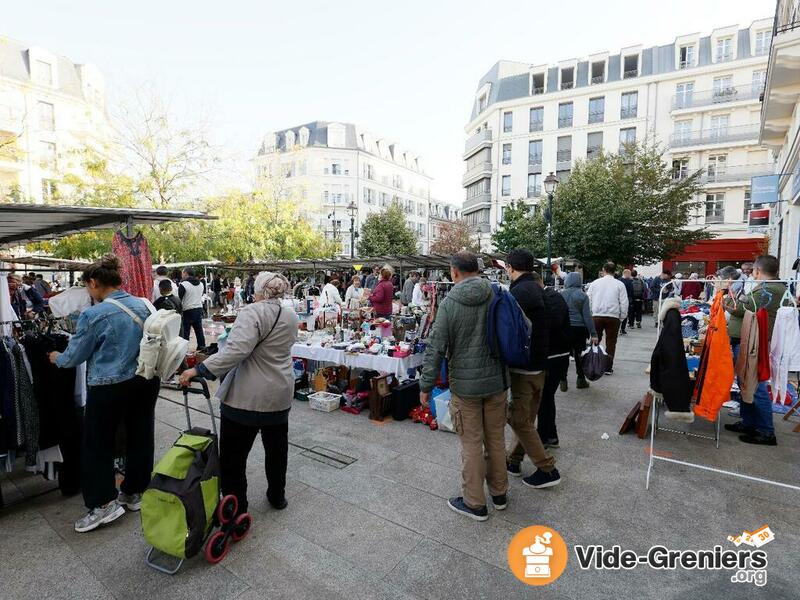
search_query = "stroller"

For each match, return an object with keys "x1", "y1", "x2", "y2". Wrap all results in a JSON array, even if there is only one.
[{"x1": 143, "y1": 378, "x2": 252, "y2": 574}]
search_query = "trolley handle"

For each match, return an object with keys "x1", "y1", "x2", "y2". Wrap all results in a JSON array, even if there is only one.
[
  {"x1": 180, "y1": 376, "x2": 217, "y2": 437},
  {"x1": 182, "y1": 376, "x2": 210, "y2": 397}
]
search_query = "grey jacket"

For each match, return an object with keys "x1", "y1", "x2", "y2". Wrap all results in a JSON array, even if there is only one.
[
  {"x1": 401, "y1": 278, "x2": 416, "y2": 304},
  {"x1": 560, "y1": 272, "x2": 596, "y2": 335},
  {"x1": 201, "y1": 299, "x2": 299, "y2": 413},
  {"x1": 420, "y1": 276, "x2": 507, "y2": 398}
]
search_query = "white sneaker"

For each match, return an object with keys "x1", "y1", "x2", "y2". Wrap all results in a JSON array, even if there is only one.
[
  {"x1": 74, "y1": 501, "x2": 125, "y2": 533},
  {"x1": 118, "y1": 492, "x2": 143, "y2": 511}
]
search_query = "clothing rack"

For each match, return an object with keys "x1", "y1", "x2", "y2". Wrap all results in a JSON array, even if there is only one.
[{"x1": 646, "y1": 278, "x2": 800, "y2": 493}]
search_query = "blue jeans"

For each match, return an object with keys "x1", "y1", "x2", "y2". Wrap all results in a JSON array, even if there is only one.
[{"x1": 740, "y1": 381, "x2": 774, "y2": 436}]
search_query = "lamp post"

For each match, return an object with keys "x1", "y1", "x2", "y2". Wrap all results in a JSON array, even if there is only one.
[
  {"x1": 543, "y1": 172, "x2": 559, "y2": 280},
  {"x1": 347, "y1": 201, "x2": 358, "y2": 259}
]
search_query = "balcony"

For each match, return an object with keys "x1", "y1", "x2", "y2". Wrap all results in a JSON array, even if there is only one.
[
  {"x1": 702, "y1": 163, "x2": 774, "y2": 184},
  {"x1": 463, "y1": 192, "x2": 492, "y2": 210},
  {"x1": 528, "y1": 154, "x2": 543, "y2": 167},
  {"x1": 591, "y1": 75, "x2": 604, "y2": 84},
  {"x1": 462, "y1": 160, "x2": 493, "y2": 186},
  {"x1": 527, "y1": 185, "x2": 542, "y2": 198},
  {"x1": 761, "y1": 13, "x2": 800, "y2": 146},
  {"x1": 671, "y1": 84, "x2": 762, "y2": 110},
  {"x1": 621, "y1": 107, "x2": 637, "y2": 119},
  {"x1": 532, "y1": 86, "x2": 544, "y2": 95},
  {"x1": 587, "y1": 147, "x2": 602, "y2": 160},
  {"x1": 561, "y1": 81, "x2": 574, "y2": 90},
  {"x1": 623, "y1": 69, "x2": 638, "y2": 79},
  {"x1": 678, "y1": 60, "x2": 693, "y2": 70},
  {"x1": 464, "y1": 129, "x2": 493, "y2": 158},
  {"x1": 669, "y1": 124, "x2": 760, "y2": 148},
  {"x1": 715, "y1": 52, "x2": 734, "y2": 63}
]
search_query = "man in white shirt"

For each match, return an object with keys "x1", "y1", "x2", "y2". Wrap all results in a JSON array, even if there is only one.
[
  {"x1": 321, "y1": 279, "x2": 343, "y2": 307},
  {"x1": 412, "y1": 276, "x2": 427, "y2": 306},
  {"x1": 152, "y1": 265, "x2": 178, "y2": 302},
  {"x1": 586, "y1": 262, "x2": 629, "y2": 374}
]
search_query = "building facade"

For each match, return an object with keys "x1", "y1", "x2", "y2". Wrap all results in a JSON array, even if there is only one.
[
  {"x1": 0, "y1": 39, "x2": 111, "y2": 203},
  {"x1": 463, "y1": 19, "x2": 774, "y2": 275},
  {"x1": 255, "y1": 121, "x2": 455, "y2": 256},
  {"x1": 760, "y1": 1, "x2": 800, "y2": 277}
]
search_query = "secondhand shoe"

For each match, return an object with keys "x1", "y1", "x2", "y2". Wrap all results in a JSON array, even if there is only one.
[
  {"x1": 491, "y1": 494, "x2": 508, "y2": 511},
  {"x1": 739, "y1": 433, "x2": 777, "y2": 446},
  {"x1": 636, "y1": 323, "x2": 642, "y2": 329},
  {"x1": 507, "y1": 462, "x2": 522, "y2": 477},
  {"x1": 447, "y1": 497, "x2": 488, "y2": 521},
  {"x1": 724, "y1": 422, "x2": 754, "y2": 435},
  {"x1": 576, "y1": 377, "x2": 590, "y2": 389},
  {"x1": 268, "y1": 495, "x2": 288, "y2": 510},
  {"x1": 543, "y1": 438, "x2": 560, "y2": 449},
  {"x1": 559, "y1": 380, "x2": 568, "y2": 392},
  {"x1": 117, "y1": 492, "x2": 142, "y2": 511},
  {"x1": 522, "y1": 468, "x2": 561, "y2": 489},
  {"x1": 74, "y1": 501, "x2": 125, "y2": 533},
  {"x1": 620, "y1": 330, "x2": 627, "y2": 335}
]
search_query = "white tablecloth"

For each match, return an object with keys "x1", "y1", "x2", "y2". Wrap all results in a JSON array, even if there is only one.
[{"x1": 292, "y1": 343, "x2": 424, "y2": 378}]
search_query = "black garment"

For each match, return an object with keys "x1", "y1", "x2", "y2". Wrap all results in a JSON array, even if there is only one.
[
  {"x1": 154, "y1": 294, "x2": 182, "y2": 314},
  {"x1": 221, "y1": 404, "x2": 290, "y2": 427},
  {"x1": 10, "y1": 286, "x2": 46, "y2": 317},
  {"x1": 568, "y1": 326, "x2": 589, "y2": 378},
  {"x1": 650, "y1": 304, "x2": 691, "y2": 412},
  {"x1": 82, "y1": 376, "x2": 158, "y2": 508},
  {"x1": 538, "y1": 355, "x2": 569, "y2": 442},
  {"x1": 0, "y1": 340, "x2": 16, "y2": 454},
  {"x1": 628, "y1": 299, "x2": 643, "y2": 327},
  {"x1": 541, "y1": 287, "x2": 571, "y2": 357},
  {"x1": 508, "y1": 273, "x2": 550, "y2": 371},
  {"x1": 181, "y1": 307, "x2": 206, "y2": 348},
  {"x1": 219, "y1": 413, "x2": 288, "y2": 514}
]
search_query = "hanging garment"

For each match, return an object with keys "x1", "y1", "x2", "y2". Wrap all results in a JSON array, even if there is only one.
[
  {"x1": 650, "y1": 297, "x2": 691, "y2": 413},
  {"x1": 0, "y1": 273, "x2": 18, "y2": 335},
  {"x1": 692, "y1": 291, "x2": 735, "y2": 422},
  {"x1": 735, "y1": 310, "x2": 759, "y2": 403},
  {"x1": 756, "y1": 307, "x2": 771, "y2": 382},
  {"x1": 770, "y1": 306, "x2": 800, "y2": 404},
  {"x1": 112, "y1": 230, "x2": 154, "y2": 299},
  {"x1": 0, "y1": 339, "x2": 18, "y2": 455},
  {"x1": 48, "y1": 286, "x2": 91, "y2": 317},
  {"x1": 11, "y1": 342, "x2": 39, "y2": 467}
]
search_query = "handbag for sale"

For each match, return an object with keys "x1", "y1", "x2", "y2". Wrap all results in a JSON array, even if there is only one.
[{"x1": 580, "y1": 344, "x2": 608, "y2": 382}]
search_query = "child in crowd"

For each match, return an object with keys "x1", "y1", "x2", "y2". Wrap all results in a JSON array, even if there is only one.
[{"x1": 154, "y1": 278, "x2": 182, "y2": 313}]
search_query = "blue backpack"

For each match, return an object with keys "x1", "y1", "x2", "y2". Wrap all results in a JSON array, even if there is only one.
[{"x1": 487, "y1": 284, "x2": 532, "y2": 369}]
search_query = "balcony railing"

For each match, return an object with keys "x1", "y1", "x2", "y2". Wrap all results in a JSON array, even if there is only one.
[
  {"x1": 621, "y1": 106, "x2": 637, "y2": 119},
  {"x1": 588, "y1": 111, "x2": 604, "y2": 124},
  {"x1": 561, "y1": 81, "x2": 574, "y2": 90},
  {"x1": 527, "y1": 185, "x2": 542, "y2": 198},
  {"x1": 556, "y1": 150, "x2": 572, "y2": 162},
  {"x1": 669, "y1": 124, "x2": 760, "y2": 148},
  {"x1": 464, "y1": 192, "x2": 491, "y2": 210},
  {"x1": 702, "y1": 163, "x2": 774, "y2": 184},
  {"x1": 529, "y1": 121, "x2": 543, "y2": 132},
  {"x1": 671, "y1": 84, "x2": 762, "y2": 110},
  {"x1": 587, "y1": 147, "x2": 602, "y2": 159},
  {"x1": 462, "y1": 160, "x2": 493, "y2": 185},
  {"x1": 623, "y1": 69, "x2": 638, "y2": 79},
  {"x1": 678, "y1": 60, "x2": 693, "y2": 70},
  {"x1": 558, "y1": 117, "x2": 573, "y2": 128},
  {"x1": 464, "y1": 129, "x2": 492, "y2": 156},
  {"x1": 591, "y1": 75, "x2": 604, "y2": 84},
  {"x1": 715, "y1": 52, "x2": 733, "y2": 62},
  {"x1": 532, "y1": 86, "x2": 545, "y2": 95},
  {"x1": 705, "y1": 213, "x2": 725, "y2": 224},
  {"x1": 528, "y1": 154, "x2": 543, "y2": 166}
]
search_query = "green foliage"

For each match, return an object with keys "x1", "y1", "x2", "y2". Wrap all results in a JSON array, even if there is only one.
[
  {"x1": 491, "y1": 200, "x2": 543, "y2": 254},
  {"x1": 357, "y1": 201, "x2": 418, "y2": 256},
  {"x1": 430, "y1": 219, "x2": 479, "y2": 255}
]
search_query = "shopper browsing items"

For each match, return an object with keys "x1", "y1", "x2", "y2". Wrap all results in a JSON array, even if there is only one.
[
  {"x1": 179, "y1": 267, "x2": 206, "y2": 350},
  {"x1": 587, "y1": 262, "x2": 628, "y2": 374},
  {"x1": 369, "y1": 268, "x2": 395, "y2": 318},
  {"x1": 48, "y1": 255, "x2": 160, "y2": 533},
  {"x1": 151, "y1": 265, "x2": 178, "y2": 303},
  {"x1": 419, "y1": 252, "x2": 509, "y2": 521},
  {"x1": 344, "y1": 275, "x2": 366, "y2": 310},
  {"x1": 401, "y1": 272, "x2": 419, "y2": 306},
  {"x1": 179, "y1": 272, "x2": 299, "y2": 513},
  {"x1": 321, "y1": 278, "x2": 344, "y2": 307}
]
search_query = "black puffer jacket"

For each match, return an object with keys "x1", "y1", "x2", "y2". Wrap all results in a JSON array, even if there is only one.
[
  {"x1": 543, "y1": 287, "x2": 571, "y2": 358},
  {"x1": 509, "y1": 273, "x2": 550, "y2": 371}
]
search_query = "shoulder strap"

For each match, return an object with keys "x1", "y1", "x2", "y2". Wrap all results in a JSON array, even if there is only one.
[
  {"x1": 104, "y1": 297, "x2": 144, "y2": 329},
  {"x1": 253, "y1": 305, "x2": 283, "y2": 352}
]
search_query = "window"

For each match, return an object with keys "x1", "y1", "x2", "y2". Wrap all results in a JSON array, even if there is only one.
[
  {"x1": 529, "y1": 107, "x2": 543, "y2": 132},
  {"x1": 556, "y1": 169, "x2": 571, "y2": 183},
  {"x1": 501, "y1": 175, "x2": 511, "y2": 196},
  {"x1": 466, "y1": 178, "x2": 491, "y2": 200},
  {"x1": 38, "y1": 101, "x2": 54, "y2": 131},
  {"x1": 588, "y1": 97, "x2": 605, "y2": 124},
  {"x1": 365, "y1": 163, "x2": 375, "y2": 180},
  {"x1": 35, "y1": 60, "x2": 52, "y2": 85},
  {"x1": 558, "y1": 102, "x2": 573, "y2": 128},
  {"x1": 754, "y1": 30, "x2": 770, "y2": 56},
  {"x1": 743, "y1": 188, "x2": 756, "y2": 222},
  {"x1": 705, "y1": 192, "x2": 725, "y2": 223},
  {"x1": 587, "y1": 132, "x2": 603, "y2": 159},
  {"x1": 674, "y1": 120, "x2": 692, "y2": 143},
  {"x1": 380, "y1": 192, "x2": 388, "y2": 207},
  {"x1": 503, "y1": 111, "x2": 513, "y2": 133},
  {"x1": 619, "y1": 128, "x2": 636, "y2": 154},
  {"x1": 418, "y1": 202, "x2": 426, "y2": 217},
  {"x1": 527, "y1": 173, "x2": 542, "y2": 197},
  {"x1": 528, "y1": 140, "x2": 542, "y2": 166},
  {"x1": 707, "y1": 154, "x2": 727, "y2": 182},
  {"x1": 715, "y1": 37, "x2": 733, "y2": 62},
  {"x1": 591, "y1": 61, "x2": 605, "y2": 84},
  {"x1": 41, "y1": 179, "x2": 57, "y2": 202},
  {"x1": 331, "y1": 162, "x2": 342, "y2": 175},
  {"x1": 502, "y1": 143, "x2": 512, "y2": 165},
  {"x1": 623, "y1": 55, "x2": 638, "y2": 78},
  {"x1": 675, "y1": 82, "x2": 694, "y2": 108},
  {"x1": 709, "y1": 115, "x2": 730, "y2": 140},
  {"x1": 679, "y1": 45, "x2": 695, "y2": 69},
  {"x1": 712, "y1": 76, "x2": 734, "y2": 102},
  {"x1": 672, "y1": 158, "x2": 689, "y2": 180},
  {"x1": 39, "y1": 141, "x2": 56, "y2": 168},
  {"x1": 531, "y1": 73, "x2": 545, "y2": 95},
  {"x1": 556, "y1": 135, "x2": 572, "y2": 165},
  {"x1": 478, "y1": 94, "x2": 488, "y2": 113},
  {"x1": 465, "y1": 209, "x2": 490, "y2": 226},
  {"x1": 752, "y1": 70, "x2": 767, "y2": 95},
  {"x1": 621, "y1": 92, "x2": 638, "y2": 119},
  {"x1": 561, "y1": 67, "x2": 574, "y2": 90}
]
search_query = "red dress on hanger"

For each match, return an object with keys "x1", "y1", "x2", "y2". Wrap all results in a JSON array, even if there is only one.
[
  {"x1": 112, "y1": 230, "x2": 154, "y2": 299},
  {"x1": 756, "y1": 307, "x2": 771, "y2": 382}
]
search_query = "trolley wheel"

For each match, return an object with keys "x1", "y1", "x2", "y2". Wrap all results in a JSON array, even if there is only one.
[
  {"x1": 216, "y1": 495, "x2": 238, "y2": 525},
  {"x1": 231, "y1": 513, "x2": 252, "y2": 542},
  {"x1": 204, "y1": 531, "x2": 230, "y2": 564}
]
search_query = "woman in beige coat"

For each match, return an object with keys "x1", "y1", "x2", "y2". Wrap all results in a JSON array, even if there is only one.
[{"x1": 180, "y1": 272, "x2": 299, "y2": 513}]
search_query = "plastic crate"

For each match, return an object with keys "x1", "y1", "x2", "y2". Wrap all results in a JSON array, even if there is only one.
[{"x1": 309, "y1": 392, "x2": 341, "y2": 412}]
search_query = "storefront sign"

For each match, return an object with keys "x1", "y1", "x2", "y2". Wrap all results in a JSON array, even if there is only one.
[
  {"x1": 751, "y1": 175, "x2": 780, "y2": 204},
  {"x1": 747, "y1": 207, "x2": 770, "y2": 233}
]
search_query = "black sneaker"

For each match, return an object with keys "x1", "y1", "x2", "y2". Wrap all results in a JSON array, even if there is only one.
[
  {"x1": 604, "y1": 369, "x2": 614, "y2": 375},
  {"x1": 576, "y1": 377, "x2": 589, "y2": 389},
  {"x1": 739, "y1": 433, "x2": 777, "y2": 446},
  {"x1": 268, "y1": 495, "x2": 288, "y2": 510},
  {"x1": 447, "y1": 497, "x2": 488, "y2": 521},
  {"x1": 507, "y1": 462, "x2": 522, "y2": 477},
  {"x1": 620, "y1": 330, "x2": 627, "y2": 336},
  {"x1": 523, "y1": 468, "x2": 561, "y2": 489},
  {"x1": 543, "y1": 438, "x2": 560, "y2": 449},
  {"x1": 491, "y1": 494, "x2": 508, "y2": 511},
  {"x1": 724, "y1": 422, "x2": 754, "y2": 434},
  {"x1": 636, "y1": 323, "x2": 642, "y2": 329},
  {"x1": 559, "y1": 380, "x2": 568, "y2": 392}
]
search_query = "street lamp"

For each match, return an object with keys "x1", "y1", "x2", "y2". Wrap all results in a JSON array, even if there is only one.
[
  {"x1": 543, "y1": 172, "x2": 559, "y2": 279},
  {"x1": 347, "y1": 201, "x2": 359, "y2": 258}
]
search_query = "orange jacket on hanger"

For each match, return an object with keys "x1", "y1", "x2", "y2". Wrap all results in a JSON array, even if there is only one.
[{"x1": 692, "y1": 291, "x2": 734, "y2": 421}]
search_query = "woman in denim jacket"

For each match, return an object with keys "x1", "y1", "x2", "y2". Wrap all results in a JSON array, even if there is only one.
[{"x1": 49, "y1": 255, "x2": 159, "y2": 533}]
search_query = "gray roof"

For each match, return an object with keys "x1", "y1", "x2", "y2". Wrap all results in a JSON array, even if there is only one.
[
  {"x1": 259, "y1": 120, "x2": 360, "y2": 154},
  {"x1": 0, "y1": 37, "x2": 89, "y2": 100}
]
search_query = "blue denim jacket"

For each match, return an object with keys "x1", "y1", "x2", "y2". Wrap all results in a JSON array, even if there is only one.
[{"x1": 56, "y1": 290, "x2": 151, "y2": 386}]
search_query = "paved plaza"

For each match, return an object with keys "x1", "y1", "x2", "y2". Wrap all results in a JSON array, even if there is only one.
[{"x1": 1, "y1": 328, "x2": 798, "y2": 600}]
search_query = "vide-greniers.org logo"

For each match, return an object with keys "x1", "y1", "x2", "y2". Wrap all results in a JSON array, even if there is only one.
[{"x1": 574, "y1": 545, "x2": 768, "y2": 586}]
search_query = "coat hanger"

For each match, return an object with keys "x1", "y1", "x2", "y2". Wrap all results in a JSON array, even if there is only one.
[{"x1": 780, "y1": 287, "x2": 796, "y2": 308}]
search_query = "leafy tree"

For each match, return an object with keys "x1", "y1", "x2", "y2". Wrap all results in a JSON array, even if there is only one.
[
  {"x1": 430, "y1": 219, "x2": 478, "y2": 254},
  {"x1": 491, "y1": 200, "x2": 540, "y2": 253},
  {"x1": 357, "y1": 201, "x2": 418, "y2": 256}
]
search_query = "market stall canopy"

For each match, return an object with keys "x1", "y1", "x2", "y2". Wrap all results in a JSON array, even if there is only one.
[
  {"x1": 0, "y1": 204, "x2": 216, "y2": 246},
  {"x1": 0, "y1": 254, "x2": 91, "y2": 271}
]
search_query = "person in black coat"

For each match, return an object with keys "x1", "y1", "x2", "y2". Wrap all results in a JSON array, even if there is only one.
[{"x1": 650, "y1": 297, "x2": 692, "y2": 415}]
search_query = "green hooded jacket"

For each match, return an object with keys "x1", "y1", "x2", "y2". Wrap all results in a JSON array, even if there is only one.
[
  {"x1": 723, "y1": 281, "x2": 787, "y2": 340},
  {"x1": 419, "y1": 276, "x2": 508, "y2": 398}
]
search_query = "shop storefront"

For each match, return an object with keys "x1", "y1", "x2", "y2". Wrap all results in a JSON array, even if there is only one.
[{"x1": 663, "y1": 238, "x2": 766, "y2": 277}]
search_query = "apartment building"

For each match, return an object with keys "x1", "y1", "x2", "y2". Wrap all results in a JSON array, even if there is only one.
[
  {"x1": 760, "y1": 1, "x2": 800, "y2": 277},
  {"x1": 0, "y1": 38, "x2": 111, "y2": 203},
  {"x1": 255, "y1": 121, "x2": 443, "y2": 255},
  {"x1": 463, "y1": 19, "x2": 774, "y2": 274},
  {"x1": 428, "y1": 199, "x2": 461, "y2": 247}
]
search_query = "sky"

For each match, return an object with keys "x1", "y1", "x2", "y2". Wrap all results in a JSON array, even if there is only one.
[{"x1": 5, "y1": 0, "x2": 773, "y2": 205}]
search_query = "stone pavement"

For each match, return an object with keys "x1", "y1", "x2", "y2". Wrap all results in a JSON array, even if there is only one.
[{"x1": 1, "y1": 325, "x2": 799, "y2": 600}]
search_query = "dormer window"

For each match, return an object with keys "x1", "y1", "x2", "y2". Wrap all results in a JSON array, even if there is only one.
[
  {"x1": 591, "y1": 61, "x2": 605, "y2": 84},
  {"x1": 560, "y1": 67, "x2": 574, "y2": 90},
  {"x1": 284, "y1": 130, "x2": 295, "y2": 148},
  {"x1": 754, "y1": 31, "x2": 770, "y2": 56},
  {"x1": 35, "y1": 60, "x2": 53, "y2": 85},
  {"x1": 298, "y1": 127, "x2": 310, "y2": 146},
  {"x1": 623, "y1": 55, "x2": 638, "y2": 79},
  {"x1": 478, "y1": 93, "x2": 488, "y2": 113},
  {"x1": 679, "y1": 45, "x2": 695, "y2": 69},
  {"x1": 715, "y1": 37, "x2": 733, "y2": 62},
  {"x1": 531, "y1": 73, "x2": 545, "y2": 95}
]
